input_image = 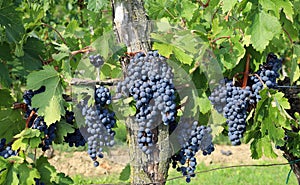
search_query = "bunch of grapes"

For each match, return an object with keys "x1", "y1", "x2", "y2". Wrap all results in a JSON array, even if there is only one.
[
  {"x1": 171, "y1": 121, "x2": 214, "y2": 183},
  {"x1": 89, "y1": 54, "x2": 104, "y2": 68},
  {"x1": 249, "y1": 53, "x2": 282, "y2": 103},
  {"x1": 209, "y1": 53, "x2": 282, "y2": 145},
  {"x1": 79, "y1": 85, "x2": 116, "y2": 167},
  {"x1": 116, "y1": 51, "x2": 176, "y2": 154},
  {"x1": 0, "y1": 138, "x2": 17, "y2": 159},
  {"x1": 64, "y1": 110, "x2": 86, "y2": 147}
]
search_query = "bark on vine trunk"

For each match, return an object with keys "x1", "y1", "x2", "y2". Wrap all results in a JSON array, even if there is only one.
[
  {"x1": 111, "y1": 0, "x2": 170, "y2": 184},
  {"x1": 284, "y1": 152, "x2": 300, "y2": 184}
]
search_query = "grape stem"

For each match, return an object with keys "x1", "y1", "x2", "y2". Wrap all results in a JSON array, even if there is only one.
[
  {"x1": 41, "y1": 23, "x2": 67, "y2": 45},
  {"x1": 25, "y1": 110, "x2": 36, "y2": 128},
  {"x1": 242, "y1": 53, "x2": 250, "y2": 89},
  {"x1": 70, "y1": 46, "x2": 95, "y2": 56},
  {"x1": 70, "y1": 78, "x2": 121, "y2": 86}
]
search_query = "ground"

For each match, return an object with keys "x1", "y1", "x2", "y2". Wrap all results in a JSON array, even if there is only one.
[{"x1": 48, "y1": 144, "x2": 286, "y2": 178}]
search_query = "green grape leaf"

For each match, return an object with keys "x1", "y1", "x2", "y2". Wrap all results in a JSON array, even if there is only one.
[
  {"x1": 248, "y1": 11, "x2": 281, "y2": 52},
  {"x1": 0, "y1": 157, "x2": 9, "y2": 184},
  {"x1": 119, "y1": 164, "x2": 130, "y2": 181},
  {"x1": 18, "y1": 163, "x2": 40, "y2": 185},
  {"x1": 152, "y1": 42, "x2": 173, "y2": 58},
  {"x1": 0, "y1": 109, "x2": 24, "y2": 142},
  {"x1": 198, "y1": 96, "x2": 211, "y2": 114},
  {"x1": 287, "y1": 45, "x2": 300, "y2": 83},
  {"x1": 26, "y1": 66, "x2": 65, "y2": 124},
  {"x1": 0, "y1": 5, "x2": 25, "y2": 43},
  {"x1": 250, "y1": 138, "x2": 263, "y2": 159},
  {"x1": 180, "y1": 1, "x2": 197, "y2": 21},
  {"x1": 12, "y1": 129, "x2": 41, "y2": 150},
  {"x1": 54, "y1": 120, "x2": 75, "y2": 143},
  {"x1": 222, "y1": 0, "x2": 237, "y2": 13},
  {"x1": 87, "y1": 0, "x2": 108, "y2": 12},
  {"x1": 261, "y1": 137, "x2": 278, "y2": 158},
  {"x1": 36, "y1": 156, "x2": 59, "y2": 183},
  {"x1": 56, "y1": 173, "x2": 74, "y2": 185},
  {"x1": 17, "y1": 37, "x2": 44, "y2": 72},
  {"x1": 0, "y1": 63, "x2": 12, "y2": 88},
  {"x1": 0, "y1": 89, "x2": 14, "y2": 107},
  {"x1": 2, "y1": 162, "x2": 19, "y2": 185},
  {"x1": 173, "y1": 47, "x2": 193, "y2": 65}
]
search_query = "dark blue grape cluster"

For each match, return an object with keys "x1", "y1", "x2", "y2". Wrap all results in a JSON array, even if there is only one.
[
  {"x1": 116, "y1": 51, "x2": 176, "y2": 154},
  {"x1": 95, "y1": 86, "x2": 112, "y2": 106},
  {"x1": 209, "y1": 53, "x2": 282, "y2": 146},
  {"x1": 250, "y1": 53, "x2": 282, "y2": 103},
  {"x1": 0, "y1": 138, "x2": 17, "y2": 159},
  {"x1": 223, "y1": 81, "x2": 252, "y2": 145},
  {"x1": 22, "y1": 87, "x2": 57, "y2": 151},
  {"x1": 171, "y1": 121, "x2": 214, "y2": 183},
  {"x1": 64, "y1": 110, "x2": 86, "y2": 147},
  {"x1": 89, "y1": 54, "x2": 104, "y2": 68},
  {"x1": 80, "y1": 85, "x2": 116, "y2": 167}
]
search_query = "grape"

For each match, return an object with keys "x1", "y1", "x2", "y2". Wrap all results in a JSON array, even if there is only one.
[
  {"x1": 171, "y1": 121, "x2": 214, "y2": 183},
  {"x1": 116, "y1": 51, "x2": 176, "y2": 154},
  {"x1": 79, "y1": 85, "x2": 116, "y2": 166},
  {"x1": 209, "y1": 80, "x2": 252, "y2": 145},
  {"x1": 0, "y1": 138, "x2": 17, "y2": 159},
  {"x1": 64, "y1": 110, "x2": 86, "y2": 147},
  {"x1": 89, "y1": 54, "x2": 104, "y2": 68},
  {"x1": 249, "y1": 53, "x2": 282, "y2": 103},
  {"x1": 95, "y1": 86, "x2": 112, "y2": 106}
]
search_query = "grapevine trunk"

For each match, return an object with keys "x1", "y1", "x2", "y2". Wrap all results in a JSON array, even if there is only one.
[{"x1": 112, "y1": 0, "x2": 170, "y2": 184}]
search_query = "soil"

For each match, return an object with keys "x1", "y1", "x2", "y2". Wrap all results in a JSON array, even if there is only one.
[{"x1": 48, "y1": 144, "x2": 287, "y2": 178}]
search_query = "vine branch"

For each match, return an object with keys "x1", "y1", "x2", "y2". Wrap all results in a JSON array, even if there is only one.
[
  {"x1": 242, "y1": 53, "x2": 251, "y2": 88},
  {"x1": 41, "y1": 23, "x2": 67, "y2": 45}
]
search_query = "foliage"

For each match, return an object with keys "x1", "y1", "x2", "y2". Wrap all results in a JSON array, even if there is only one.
[{"x1": 0, "y1": 0, "x2": 299, "y2": 184}]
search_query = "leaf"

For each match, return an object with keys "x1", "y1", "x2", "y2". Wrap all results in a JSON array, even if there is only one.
[
  {"x1": 36, "y1": 156, "x2": 59, "y2": 183},
  {"x1": 250, "y1": 138, "x2": 263, "y2": 159},
  {"x1": 0, "y1": 63, "x2": 12, "y2": 88},
  {"x1": 198, "y1": 96, "x2": 212, "y2": 114},
  {"x1": 18, "y1": 163, "x2": 40, "y2": 185},
  {"x1": 26, "y1": 66, "x2": 65, "y2": 124},
  {"x1": 0, "y1": 109, "x2": 24, "y2": 142},
  {"x1": 152, "y1": 42, "x2": 173, "y2": 58},
  {"x1": 0, "y1": 4, "x2": 25, "y2": 43},
  {"x1": 2, "y1": 162, "x2": 19, "y2": 185},
  {"x1": 87, "y1": 0, "x2": 108, "y2": 12},
  {"x1": 222, "y1": 0, "x2": 238, "y2": 13},
  {"x1": 54, "y1": 120, "x2": 75, "y2": 143},
  {"x1": 261, "y1": 137, "x2": 278, "y2": 158},
  {"x1": 0, "y1": 157, "x2": 9, "y2": 184},
  {"x1": 12, "y1": 129, "x2": 41, "y2": 150},
  {"x1": 173, "y1": 47, "x2": 193, "y2": 65},
  {"x1": 0, "y1": 89, "x2": 14, "y2": 107},
  {"x1": 248, "y1": 11, "x2": 281, "y2": 52},
  {"x1": 56, "y1": 173, "x2": 74, "y2": 185},
  {"x1": 180, "y1": 1, "x2": 198, "y2": 21},
  {"x1": 119, "y1": 164, "x2": 130, "y2": 181}
]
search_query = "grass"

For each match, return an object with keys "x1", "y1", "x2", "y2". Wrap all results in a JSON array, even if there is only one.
[{"x1": 71, "y1": 161, "x2": 297, "y2": 185}]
